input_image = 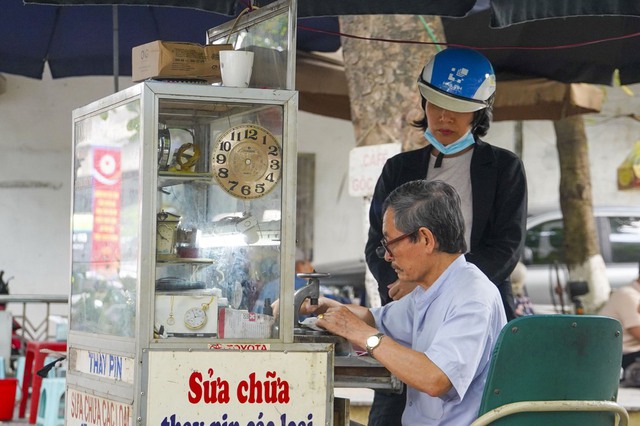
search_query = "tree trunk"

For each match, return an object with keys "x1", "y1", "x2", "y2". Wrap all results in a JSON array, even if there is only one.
[
  {"x1": 339, "y1": 15, "x2": 444, "y2": 307},
  {"x1": 554, "y1": 115, "x2": 610, "y2": 313},
  {"x1": 339, "y1": 15, "x2": 443, "y2": 150}
]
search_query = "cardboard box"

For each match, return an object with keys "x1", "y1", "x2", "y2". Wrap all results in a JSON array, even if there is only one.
[
  {"x1": 132, "y1": 41, "x2": 233, "y2": 83},
  {"x1": 217, "y1": 308, "x2": 274, "y2": 339}
]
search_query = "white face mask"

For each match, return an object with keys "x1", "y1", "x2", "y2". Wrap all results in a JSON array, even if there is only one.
[{"x1": 424, "y1": 128, "x2": 475, "y2": 155}]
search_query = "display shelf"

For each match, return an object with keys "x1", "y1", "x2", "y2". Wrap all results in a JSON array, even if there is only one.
[
  {"x1": 154, "y1": 289, "x2": 217, "y2": 296},
  {"x1": 158, "y1": 171, "x2": 214, "y2": 187},
  {"x1": 156, "y1": 256, "x2": 214, "y2": 265}
]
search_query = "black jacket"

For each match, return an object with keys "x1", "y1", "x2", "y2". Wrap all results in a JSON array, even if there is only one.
[{"x1": 364, "y1": 140, "x2": 528, "y2": 320}]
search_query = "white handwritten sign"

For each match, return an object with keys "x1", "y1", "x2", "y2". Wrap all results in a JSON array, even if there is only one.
[
  {"x1": 348, "y1": 143, "x2": 402, "y2": 197},
  {"x1": 66, "y1": 387, "x2": 133, "y2": 426},
  {"x1": 146, "y1": 350, "x2": 330, "y2": 425},
  {"x1": 70, "y1": 348, "x2": 135, "y2": 384}
]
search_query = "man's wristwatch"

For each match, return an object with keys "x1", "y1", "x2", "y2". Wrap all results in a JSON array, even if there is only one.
[{"x1": 365, "y1": 332, "x2": 385, "y2": 358}]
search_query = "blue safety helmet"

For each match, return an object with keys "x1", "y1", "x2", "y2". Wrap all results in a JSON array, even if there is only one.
[{"x1": 418, "y1": 48, "x2": 496, "y2": 113}]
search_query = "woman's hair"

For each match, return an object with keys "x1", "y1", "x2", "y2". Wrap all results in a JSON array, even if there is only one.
[
  {"x1": 382, "y1": 180, "x2": 467, "y2": 254},
  {"x1": 411, "y1": 95, "x2": 494, "y2": 138}
]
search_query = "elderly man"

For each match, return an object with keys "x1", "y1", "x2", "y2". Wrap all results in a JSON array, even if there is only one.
[{"x1": 305, "y1": 180, "x2": 506, "y2": 425}]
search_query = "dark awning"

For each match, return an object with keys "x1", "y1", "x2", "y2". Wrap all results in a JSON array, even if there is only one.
[
  {"x1": 24, "y1": 0, "x2": 478, "y2": 19},
  {"x1": 25, "y1": 0, "x2": 640, "y2": 25},
  {"x1": 442, "y1": 9, "x2": 640, "y2": 85},
  {"x1": 490, "y1": 0, "x2": 640, "y2": 27}
]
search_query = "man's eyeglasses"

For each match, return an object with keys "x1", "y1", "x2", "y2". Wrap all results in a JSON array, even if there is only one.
[{"x1": 376, "y1": 230, "x2": 418, "y2": 259}]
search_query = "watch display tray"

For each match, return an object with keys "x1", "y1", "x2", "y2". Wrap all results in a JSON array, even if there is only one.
[{"x1": 155, "y1": 277, "x2": 207, "y2": 292}]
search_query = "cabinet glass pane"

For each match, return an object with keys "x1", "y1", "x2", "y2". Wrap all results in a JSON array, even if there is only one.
[
  {"x1": 155, "y1": 99, "x2": 284, "y2": 339},
  {"x1": 70, "y1": 100, "x2": 140, "y2": 337},
  {"x1": 207, "y1": 3, "x2": 291, "y2": 90},
  {"x1": 524, "y1": 219, "x2": 564, "y2": 265}
]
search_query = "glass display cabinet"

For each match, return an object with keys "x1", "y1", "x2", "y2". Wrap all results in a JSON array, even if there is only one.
[
  {"x1": 66, "y1": 82, "x2": 333, "y2": 426},
  {"x1": 207, "y1": 0, "x2": 296, "y2": 91}
]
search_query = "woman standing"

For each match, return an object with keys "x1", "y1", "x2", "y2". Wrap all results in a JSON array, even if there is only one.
[{"x1": 364, "y1": 48, "x2": 528, "y2": 425}]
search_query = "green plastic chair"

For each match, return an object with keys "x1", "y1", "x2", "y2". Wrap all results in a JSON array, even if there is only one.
[{"x1": 471, "y1": 315, "x2": 629, "y2": 426}]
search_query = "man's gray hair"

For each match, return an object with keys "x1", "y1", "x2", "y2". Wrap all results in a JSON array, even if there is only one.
[{"x1": 382, "y1": 180, "x2": 467, "y2": 254}]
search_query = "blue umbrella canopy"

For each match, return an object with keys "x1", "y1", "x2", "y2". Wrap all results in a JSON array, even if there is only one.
[
  {"x1": 0, "y1": 0, "x2": 340, "y2": 80},
  {"x1": 6, "y1": 0, "x2": 640, "y2": 85},
  {"x1": 1, "y1": 2, "x2": 224, "y2": 78}
]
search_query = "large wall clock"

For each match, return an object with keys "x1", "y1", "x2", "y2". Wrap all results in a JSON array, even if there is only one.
[{"x1": 211, "y1": 123, "x2": 282, "y2": 199}]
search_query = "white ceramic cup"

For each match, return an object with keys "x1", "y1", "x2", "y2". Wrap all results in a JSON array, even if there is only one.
[{"x1": 219, "y1": 50, "x2": 254, "y2": 88}]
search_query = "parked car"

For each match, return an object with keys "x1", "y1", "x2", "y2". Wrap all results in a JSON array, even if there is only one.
[
  {"x1": 522, "y1": 206, "x2": 640, "y2": 313},
  {"x1": 316, "y1": 206, "x2": 640, "y2": 313}
]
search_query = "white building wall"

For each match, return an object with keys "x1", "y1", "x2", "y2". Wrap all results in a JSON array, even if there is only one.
[
  {"x1": 297, "y1": 113, "x2": 363, "y2": 264},
  {"x1": 488, "y1": 86, "x2": 640, "y2": 210},
  {"x1": 0, "y1": 71, "x2": 129, "y2": 321}
]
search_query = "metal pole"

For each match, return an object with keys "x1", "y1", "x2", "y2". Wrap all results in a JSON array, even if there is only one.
[
  {"x1": 514, "y1": 120, "x2": 523, "y2": 159},
  {"x1": 113, "y1": 5, "x2": 119, "y2": 93}
]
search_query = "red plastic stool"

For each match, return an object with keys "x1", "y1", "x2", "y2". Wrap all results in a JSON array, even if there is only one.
[{"x1": 18, "y1": 341, "x2": 67, "y2": 424}]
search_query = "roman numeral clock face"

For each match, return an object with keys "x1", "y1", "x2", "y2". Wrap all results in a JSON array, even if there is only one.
[{"x1": 212, "y1": 124, "x2": 282, "y2": 199}]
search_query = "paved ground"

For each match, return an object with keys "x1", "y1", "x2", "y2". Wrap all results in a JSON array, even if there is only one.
[
  {"x1": 618, "y1": 385, "x2": 640, "y2": 424},
  {"x1": 2, "y1": 386, "x2": 640, "y2": 425},
  {"x1": 337, "y1": 386, "x2": 640, "y2": 425}
]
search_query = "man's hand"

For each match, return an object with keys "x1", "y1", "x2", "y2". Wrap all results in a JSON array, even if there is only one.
[
  {"x1": 299, "y1": 296, "x2": 341, "y2": 316},
  {"x1": 316, "y1": 305, "x2": 376, "y2": 342},
  {"x1": 387, "y1": 279, "x2": 419, "y2": 300},
  {"x1": 272, "y1": 295, "x2": 344, "y2": 319}
]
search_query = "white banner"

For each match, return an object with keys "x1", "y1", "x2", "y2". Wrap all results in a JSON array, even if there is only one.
[{"x1": 146, "y1": 350, "x2": 329, "y2": 425}]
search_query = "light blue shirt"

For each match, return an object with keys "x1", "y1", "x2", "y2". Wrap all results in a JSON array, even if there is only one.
[{"x1": 370, "y1": 255, "x2": 506, "y2": 425}]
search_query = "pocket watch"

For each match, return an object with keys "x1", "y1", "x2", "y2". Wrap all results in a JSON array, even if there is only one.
[
  {"x1": 212, "y1": 123, "x2": 282, "y2": 199},
  {"x1": 184, "y1": 295, "x2": 215, "y2": 330},
  {"x1": 167, "y1": 296, "x2": 176, "y2": 325}
]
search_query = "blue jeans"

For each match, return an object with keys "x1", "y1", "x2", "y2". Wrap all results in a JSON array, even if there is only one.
[{"x1": 367, "y1": 386, "x2": 406, "y2": 426}]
